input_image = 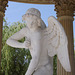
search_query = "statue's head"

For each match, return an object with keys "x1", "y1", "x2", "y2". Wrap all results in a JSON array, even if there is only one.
[{"x1": 22, "y1": 8, "x2": 46, "y2": 29}]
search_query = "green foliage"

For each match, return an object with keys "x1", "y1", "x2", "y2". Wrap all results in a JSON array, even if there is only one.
[
  {"x1": 53, "y1": 55, "x2": 57, "y2": 75},
  {"x1": 1, "y1": 21, "x2": 31, "y2": 75}
]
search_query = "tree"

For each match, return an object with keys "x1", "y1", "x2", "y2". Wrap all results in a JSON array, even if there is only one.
[
  {"x1": 1, "y1": 20, "x2": 31, "y2": 75},
  {"x1": 53, "y1": 55, "x2": 57, "y2": 75}
]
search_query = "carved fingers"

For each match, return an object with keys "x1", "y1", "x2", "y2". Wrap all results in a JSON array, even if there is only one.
[{"x1": 23, "y1": 40, "x2": 31, "y2": 49}]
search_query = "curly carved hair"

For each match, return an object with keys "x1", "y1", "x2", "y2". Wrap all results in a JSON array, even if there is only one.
[{"x1": 22, "y1": 13, "x2": 46, "y2": 30}]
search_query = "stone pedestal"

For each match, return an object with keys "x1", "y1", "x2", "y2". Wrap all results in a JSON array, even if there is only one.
[{"x1": 55, "y1": 0, "x2": 75, "y2": 75}]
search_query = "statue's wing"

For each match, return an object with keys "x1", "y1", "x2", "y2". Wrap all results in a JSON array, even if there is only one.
[{"x1": 43, "y1": 16, "x2": 71, "y2": 72}]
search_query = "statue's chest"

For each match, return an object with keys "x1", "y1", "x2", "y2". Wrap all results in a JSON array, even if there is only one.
[
  {"x1": 29, "y1": 32, "x2": 42, "y2": 56},
  {"x1": 30, "y1": 32, "x2": 42, "y2": 49},
  {"x1": 30, "y1": 32, "x2": 42, "y2": 42}
]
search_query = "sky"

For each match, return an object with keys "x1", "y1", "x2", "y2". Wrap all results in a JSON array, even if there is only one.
[{"x1": 5, "y1": 1, "x2": 75, "y2": 40}]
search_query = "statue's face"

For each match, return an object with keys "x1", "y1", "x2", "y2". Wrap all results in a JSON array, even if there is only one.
[{"x1": 25, "y1": 15, "x2": 39, "y2": 30}]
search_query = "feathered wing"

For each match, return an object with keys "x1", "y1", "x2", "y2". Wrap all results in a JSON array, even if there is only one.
[{"x1": 43, "y1": 16, "x2": 71, "y2": 72}]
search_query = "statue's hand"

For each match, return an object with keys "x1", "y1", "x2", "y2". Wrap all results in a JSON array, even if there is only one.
[{"x1": 23, "y1": 40, "x2": 31, "y2": 49}]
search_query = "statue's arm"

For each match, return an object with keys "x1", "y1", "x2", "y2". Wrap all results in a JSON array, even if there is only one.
[
  {"x1": 6, "y1": 27, "x2": 29, "y2": 48},
  {"x1": 25, "y1": 48, "x2": 40, "y2": 75}
]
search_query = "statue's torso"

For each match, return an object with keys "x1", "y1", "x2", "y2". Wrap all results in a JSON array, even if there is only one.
[
  {"x1": 25, "y1": 28, "x2": 53, "y2": 75},
  {"x1": 29, "y1": 30, "x2": 42, "y2": 57},
  {"x1": 27, "y1": 29, "x2": 52, "y2": 67}
]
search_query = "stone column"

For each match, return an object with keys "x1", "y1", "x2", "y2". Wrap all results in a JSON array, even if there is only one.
[
  {"x1": 0, "y1": 0, "x2": 8, "y2": 70},
  {"x1": 55, "y1": 0, "x2": 75, "y2": 75}
]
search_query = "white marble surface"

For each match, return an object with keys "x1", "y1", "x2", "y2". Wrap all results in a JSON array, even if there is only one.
[{"x1": 6, "y1": 8, "x2": 71, "y2": 75}]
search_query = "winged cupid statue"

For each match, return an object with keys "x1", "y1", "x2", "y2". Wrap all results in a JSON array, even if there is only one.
[{"x1": 6, "y1": 8, "x2": 71, "y2": 75}]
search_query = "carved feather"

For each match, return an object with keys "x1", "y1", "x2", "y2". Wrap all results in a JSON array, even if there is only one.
[{"x1": 43, "y1": 16, "x2": 71, "y2": 72}]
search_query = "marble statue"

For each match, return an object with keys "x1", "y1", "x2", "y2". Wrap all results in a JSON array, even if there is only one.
[{"x1": 6, "y1": 8, "x2": 71, "y2": 75}]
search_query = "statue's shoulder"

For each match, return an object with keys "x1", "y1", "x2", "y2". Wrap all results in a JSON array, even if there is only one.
[
  {"x1": 19, "y1": 27, "x2": 29, "y2": 36},
  {"x1": 21, "y1": 27, "x2": 29, "y2": 32}
]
